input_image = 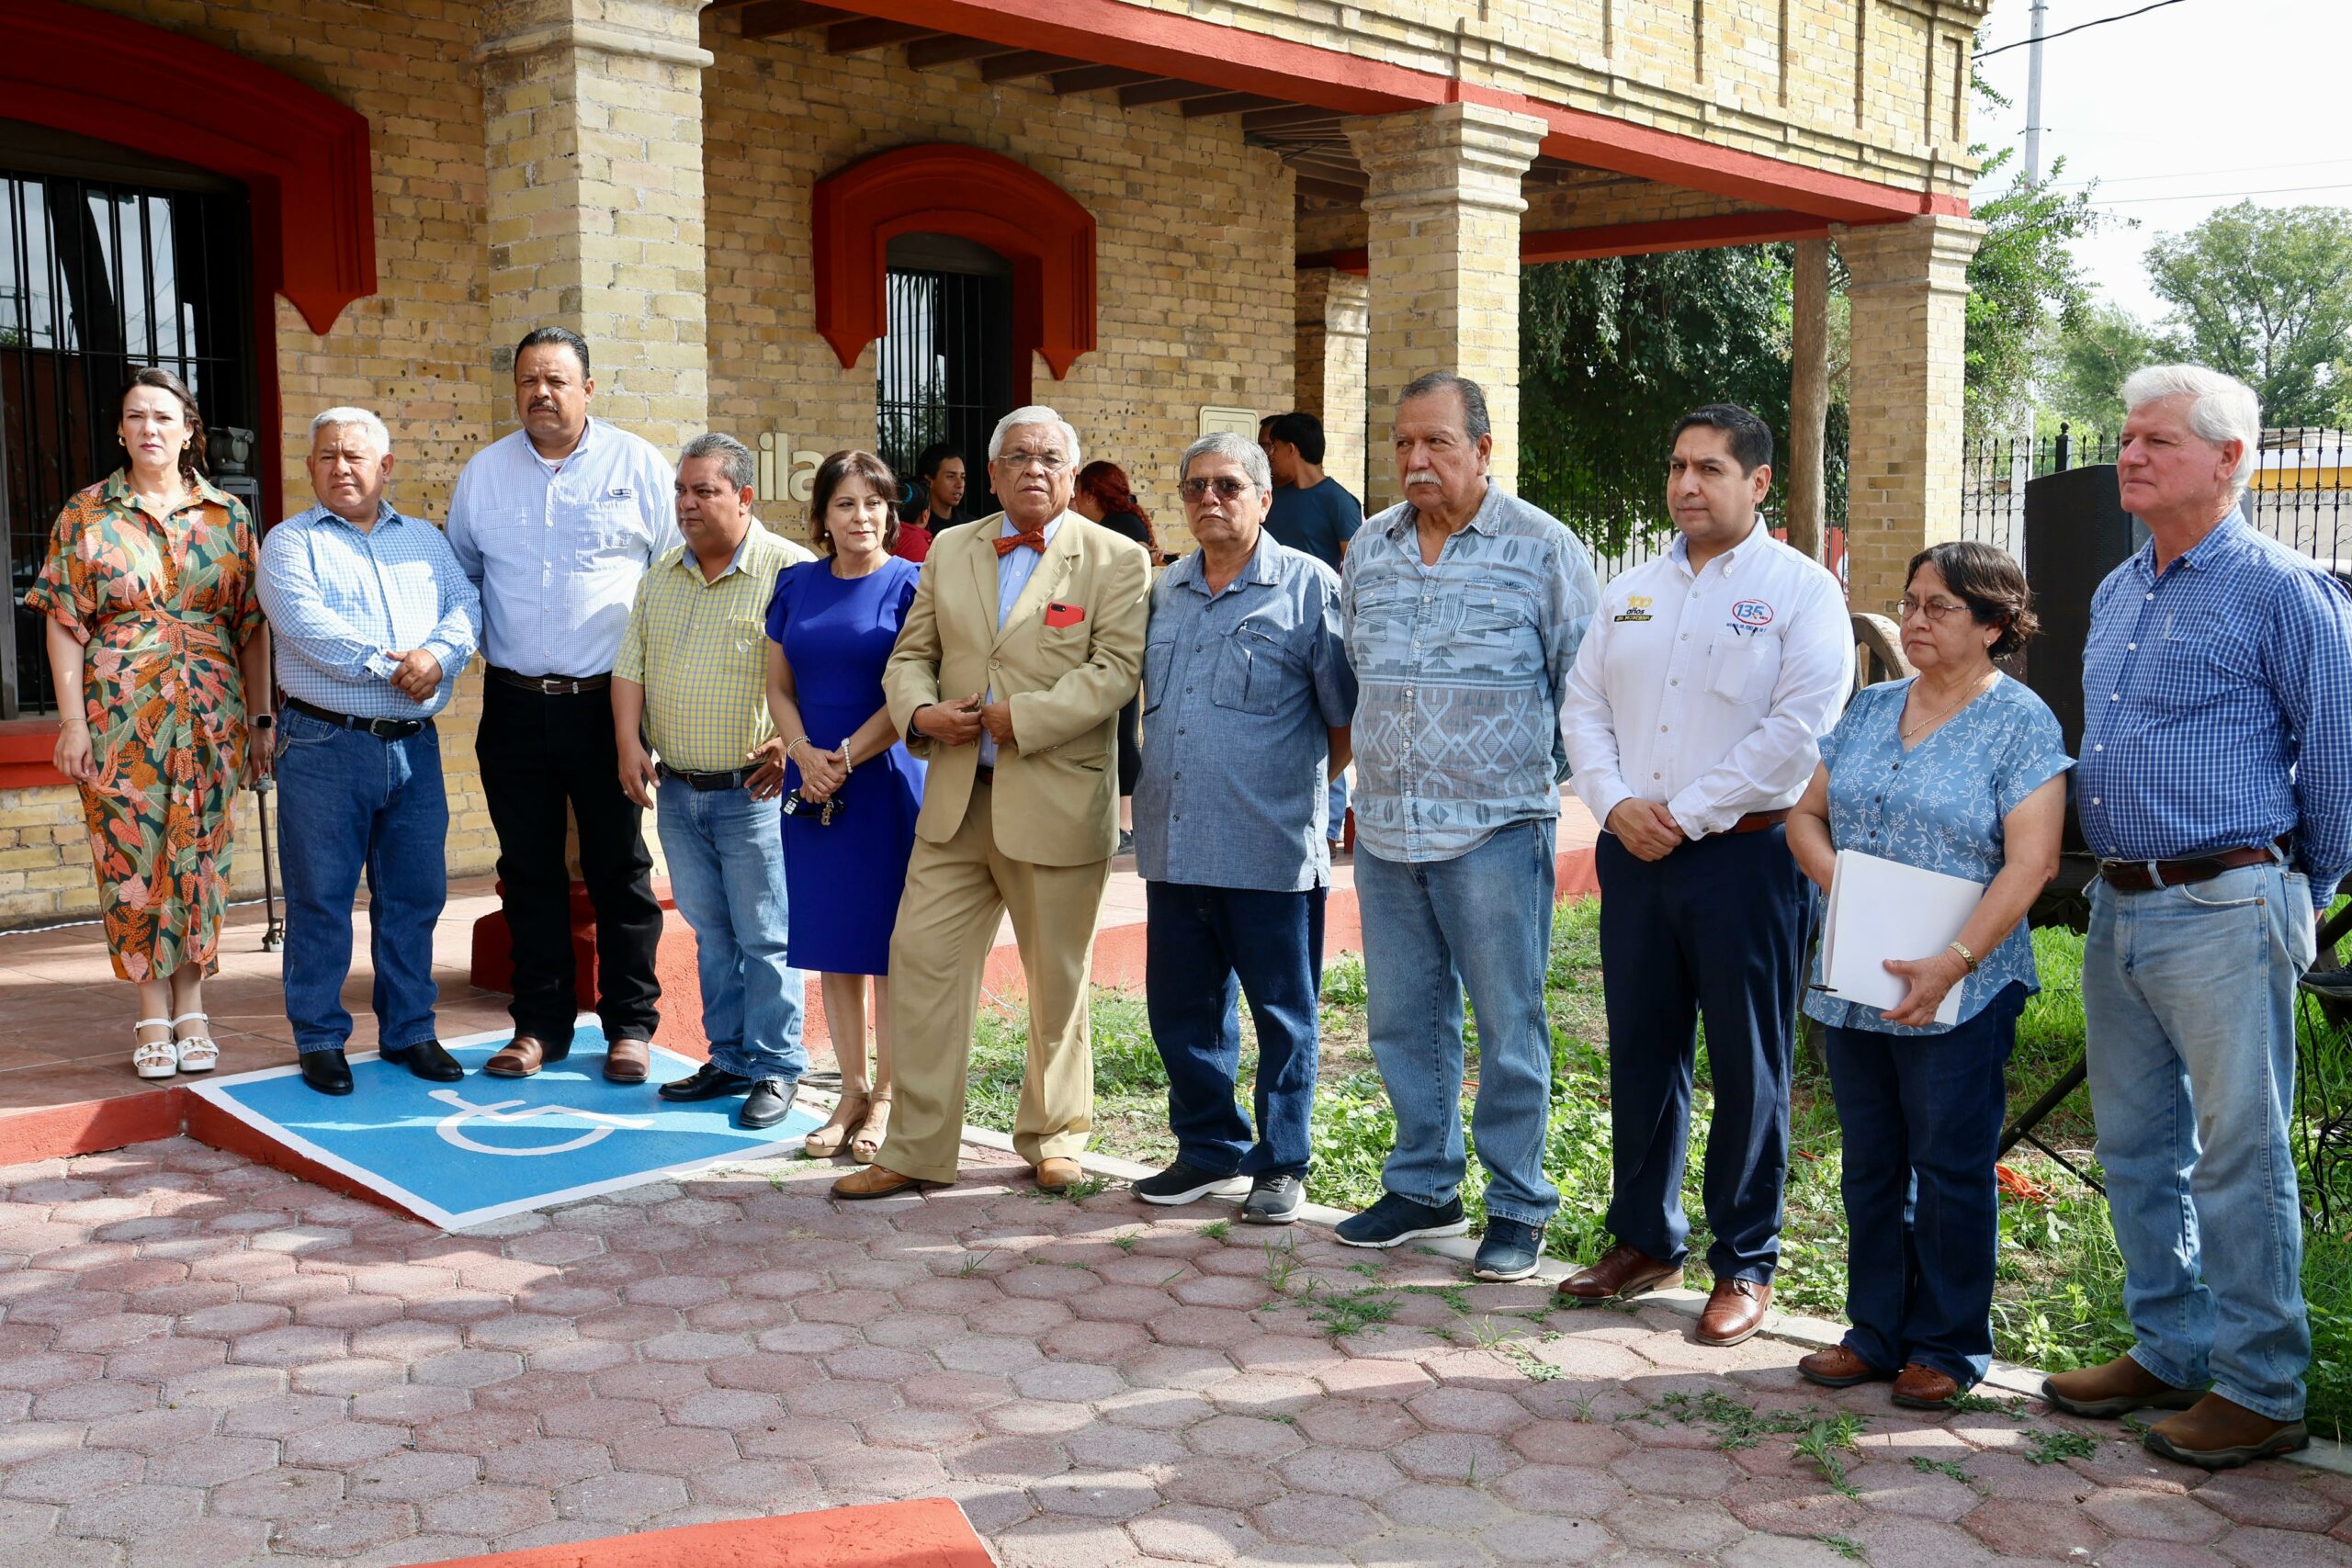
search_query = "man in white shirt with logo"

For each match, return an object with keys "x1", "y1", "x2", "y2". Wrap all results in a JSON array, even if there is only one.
[
  {"x1": 1557, "y1": 404, "x2": 1849, "y2": 1348},
  {"x1": 445, "y1": 326, "x2": 680, "y2": 1085}
]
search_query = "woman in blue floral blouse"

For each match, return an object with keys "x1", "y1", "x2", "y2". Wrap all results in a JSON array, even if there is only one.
[{"x1": 1785, "y1": 541, "x2": 2072, "y2": 1409}]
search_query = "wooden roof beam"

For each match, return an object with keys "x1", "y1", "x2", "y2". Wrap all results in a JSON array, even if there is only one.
[
  {"x1": 1051, "y1": 64, "x2": 1161, "y2": 95},
  {"x1": 735, "y1": 1, "x2": 847, "y2": 39},
  {"x1": 1118, "y1": 78, "x2": 1224, "y2": 107},
  {"x1": 978, "y1": 50, "x2": 1083, "y2": 82},
  {"x1": 825, "y1": 19, "x2": 939, "y2": 54},
  {"x1": 1182, "y1": 91, "x2": 1289, "y2": 118},
  {"x1": 904, "y1": 36, "x2": 1023, "y2": 68},
  {"x1": 1240, "y1": 105, "x2": 1344, "y2": 133}
]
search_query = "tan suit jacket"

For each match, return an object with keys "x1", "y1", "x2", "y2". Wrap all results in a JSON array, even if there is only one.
[{"x1": 885, "y1": 511, "x2": 1149, "y2": 866}]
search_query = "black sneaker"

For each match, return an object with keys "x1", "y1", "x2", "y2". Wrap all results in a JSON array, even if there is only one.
[
  {"x1": 1134, "y1": 1162, "x2": 1249, "y2": 1206},
  {"x1": 1472, "y1": 1218, "x2": 1544, "y2": 1281},
  {"x1": 1335, "y1": 1191, "x2": 1468, "y2": 1248},
  {"x1": 737, "y1": 1077, "x2": 798, "y2": 1129},
  {"x1": 1242, "y1": 1172, "x2": 1304, "y2": 1225}
]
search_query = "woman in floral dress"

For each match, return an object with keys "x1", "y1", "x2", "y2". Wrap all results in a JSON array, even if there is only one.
[{"x1": 25, "y1": 368, "x2": 271, "y2": 1079}]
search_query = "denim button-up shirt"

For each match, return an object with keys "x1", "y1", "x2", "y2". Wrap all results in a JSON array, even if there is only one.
[
  {"x1": 1135, "y1": 536, "x2": 1356, "y2": 892},
  {"x1": 1341, "y1": 483, "x2": 1600, "y2": 863}
]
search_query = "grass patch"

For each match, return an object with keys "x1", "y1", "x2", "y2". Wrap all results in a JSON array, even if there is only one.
[
  {"x1": 1199, "y1": 1218, "x2": 1231, "y2": 1242},
  {"x1": 2024, "y1": 1427, "x2": 2099, "y2": 1465}
]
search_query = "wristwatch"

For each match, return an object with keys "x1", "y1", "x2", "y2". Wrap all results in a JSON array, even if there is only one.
[{"x1": 250, "y1": 713, "x2": 275, "y2": 730}]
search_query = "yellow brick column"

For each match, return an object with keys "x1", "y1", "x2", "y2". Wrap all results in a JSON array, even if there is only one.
[
  {"x1": 1838, "y1": 214, "x2": 1984, "y2": 614},
  {"x1": 1294, "y1": 266, "x2": 1371, "y2": 502},
  {"x1": 1343, "y1": 105, "x2": 1547, "y2": 513},
  {"x1": 477, "y1": 0, "x2": 712, "y2": 449}
]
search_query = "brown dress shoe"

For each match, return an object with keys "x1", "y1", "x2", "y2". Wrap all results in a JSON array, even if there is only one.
[
  {"x1": 831, "y1": 1164, "x2": 942, "y2": 1201},
  {"x1": 1799, "y1": 1344, "x2": 1890, "y2": 1389},
  {"x1": 1556, "y1": 1243, "x2": 1684, "y2": 1303},
  {"x1": 484, "y1": 1034, "x2": 566, "y2": 1078},
  {"x1": 2041, "y1": 1353, "x2": 2205, "y2": 1419},
  {"x1": 1892, "y1": 1362, "x2": 1962, "y2": 1410},
  {"x1": 2143, "y1": 1393, "x2": 2310, "y2": 1470},
  {"x1": 602, "y1": 1037, "x2": 650, "y2": 1084},
  {"x1": 1694, "y1": 1277, "x2": 1772, "y2": 1346},
  {"x1": 1035, "y1": 1157, "x2": 1084, "y2": 1191}
]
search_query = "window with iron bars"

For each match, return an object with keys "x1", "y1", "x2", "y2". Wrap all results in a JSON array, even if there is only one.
[{"x1": 875, "y1": 233, "x2": 1013, "y2": 522}]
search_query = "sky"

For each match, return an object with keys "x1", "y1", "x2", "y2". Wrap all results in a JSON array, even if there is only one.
[{"x1": 1968, "y1": 0, "x2": 2346, "y2": 324}]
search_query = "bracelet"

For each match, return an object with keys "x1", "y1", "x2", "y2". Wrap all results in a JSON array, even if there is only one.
[
  {"x1": 837, "y1": 742, "x2": 853, "y2": 779},
  {"x1": 785, "y1": 735, "x2": 812, "y2": 760},
  {"x1": 1947, "y1": 939, "x2": 1979, "y2": 975}
]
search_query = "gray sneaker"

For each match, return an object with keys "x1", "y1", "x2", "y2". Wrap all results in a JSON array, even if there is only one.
[{"x1": 1242, "y1": 1172, "x2": 1304, "y2": 1224}]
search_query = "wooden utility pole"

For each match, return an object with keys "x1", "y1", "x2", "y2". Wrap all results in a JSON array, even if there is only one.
[{"x1": 1788, "y1": 237, "x2": 1831, "y2": 563}]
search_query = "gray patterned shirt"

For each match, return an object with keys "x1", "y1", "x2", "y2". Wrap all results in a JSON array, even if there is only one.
[{"x1": 1341, "y1": 483, "x2": 1600, "y2": 863}]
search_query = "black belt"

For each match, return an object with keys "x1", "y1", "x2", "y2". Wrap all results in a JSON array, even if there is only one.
[
  {"x1": 657, "y1": 762, "x2": 753, "y2": 793},
  {"x1": 973, "y1": 763, "x2": 994, "y2": 786},
  {"x1": 284, "y1": 697, "x2": 429, "y2": 740},
  {"x1": 487, "y1": 665, "x2": 610, "y2": 695},
  {"x1": 2098, "y1": 839, "x2": 2291, "y2": 894}
]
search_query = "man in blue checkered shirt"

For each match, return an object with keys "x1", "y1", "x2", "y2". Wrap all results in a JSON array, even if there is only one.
[{"x1": 2042, "y1": 365, "x2": 2352, "y2": 1469}]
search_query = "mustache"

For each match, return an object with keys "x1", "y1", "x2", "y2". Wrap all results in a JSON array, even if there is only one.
[{"x1": 1405, "y1": 469, "x2": 1440, "y2": 487}]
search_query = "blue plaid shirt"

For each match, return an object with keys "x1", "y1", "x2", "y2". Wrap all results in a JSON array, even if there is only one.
[
  {"x1": 2079, "y1": 510, "x2": 2352, "y2": 905},
  {"x1": 259, "y1": 501, "x2": 482, "y2": 719}
]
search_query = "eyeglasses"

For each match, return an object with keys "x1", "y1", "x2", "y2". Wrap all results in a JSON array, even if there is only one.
[
  {"x1": 992, "y1": 449, "x2": 1069, "y2": 474},
  {"x1": 1895, "y1": 596, "x2": 1973, "y2": 623},
  {"x1": 1179, "y1": 476, "x2": 1254, "y2": 502}
]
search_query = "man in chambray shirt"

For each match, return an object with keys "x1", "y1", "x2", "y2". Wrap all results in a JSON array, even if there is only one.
[
  {"x1": 1336, "y1": 371, "x2": 1600, "y2": 1282},
  {"x1": 445, "y1": 326, "x2": 678, "y2": 1083},
  {"x1": 1129, "y1": 431, "x2": 1354, "y2": 1226}
]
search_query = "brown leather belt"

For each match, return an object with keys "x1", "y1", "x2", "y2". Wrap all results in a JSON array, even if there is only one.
[
  {"x1": 1732, "y1": 809, "x2": 1790, "y2": 835},
  {"x1": 2098, "y1": 840, "x2": 2290, "y2": 894},
  {"x1": 488, "y1": 665, "x2": 610, "y2": 695}
]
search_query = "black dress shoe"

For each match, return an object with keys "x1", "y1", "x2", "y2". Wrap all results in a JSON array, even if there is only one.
[
  {"x1": 658, "y1": 1062, "x2": 755, "y2": 1102},
  {"x1": 387, "y1": 1040, "x2": 464, "y2": 1082},
  {"x1": 738, "y1": 1077, "x2": 798, "y2": 1129},
  {"x1": 300, "y1": 1050, "x2": 355, "y2": 1096}
]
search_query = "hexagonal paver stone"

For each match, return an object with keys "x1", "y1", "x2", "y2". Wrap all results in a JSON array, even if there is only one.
[
  {"x1": 555, "y1": 1471, "x2": 690, "y2": 1523},
  {"x1": 347, "y1": 1450, "x2": 484, "y2": 1505},
  {"x1": 1030, "y1": 1470, "x2": 1163, "y2": 1522},
  {"x1": 1381, "y1": 1481, "x2": 1512, "y2": 1532},
  {"x1": 1254, "y1": 1493, "x2": 1386, "y2": 1548},
  {"x1": 1605, "y1": 1495, "x2": 1750, "y2": 1554},
  {"x1": 1161, "y1": 1457, "x2": 1285, "y2": 1513},
  {"x1": 420, "y1": 1483, "x2": 558, "y2": 1539},
  {"x1": 58, "y1": 1483, "x2": 205, "y2": 1541},
  {"x1": 2218, "y1": 1524, "x2": 2352, "y2": 1568},
  {"x1": 1295, "y1": 1395, "x2": 1419, "y2": 1449},
  {"x1": 283, "y1": 1422, "x2": 414, "y2": 1468},
  {"x1": 1124, "y1": 1501, "x2": 1263, "y2": 1566},
  {"x1": 2196, "y1": 1471, "x2": 2349, "y2": 1533},
  {"x1": 1478, "y1": 1512, "x2": 1621, "y2": 1565},
  {"x1": 1511, "y1": 1417, "x2": 1635, "y2": 1469},
  {"x1": 269, "y1": 1499, "x2": 421, "y2": 1558},
  {"x1": 1960, "y1": 1497, "x2": 2112, "y2": 1561},
  {"x1": 2083, "y1": 1488, "x2": 2233, "y2": 1544},
  {"x1": 481, "y1": 1438, "x2": 612, "y2": 1489},
  {"x1": 209, "y1": 1468, "x2": 348, "y2": 1522},
  {"x1": 1490, "y1": 1463, "x2": 1632, "y2": 1520},
  {"x1": 1185, "y1": 1414, "x2": 1304, "y2": 1461},
  {"x1": 1393, "y1": 1430, "x2": 1521, "y2": 1484},
  {"x1": 3, "y1": 1445, "x2": 144, "y2": 1502},
  {"x1": 946, "y1": 1436, "x2": 1072, "y2": 1483}
]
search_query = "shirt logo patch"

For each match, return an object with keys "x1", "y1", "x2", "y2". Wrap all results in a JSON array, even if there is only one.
[
  {"x1": 1614, "y1": 594, "x2": 1654, "y2": 624},
  {"x1": 608, "y1": 486, "x2": 634, "y2": 500},
  {"x1": 1731, "y1": 598, "x2": 1775, "y2": 628}
]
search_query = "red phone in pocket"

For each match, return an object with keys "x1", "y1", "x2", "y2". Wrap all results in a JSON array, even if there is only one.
[{"x1": 1045, "y1": 602, "x2": 1085, "y2": 628}]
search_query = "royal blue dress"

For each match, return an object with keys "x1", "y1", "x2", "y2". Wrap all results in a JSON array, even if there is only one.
[{"x1": 765, "y1": 556, "x2": 925, "y2": 976}]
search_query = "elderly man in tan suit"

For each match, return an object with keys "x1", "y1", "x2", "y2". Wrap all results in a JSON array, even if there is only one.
[{"x1": 832, "y1": 405, "x2": 1149, "y2": 1198}]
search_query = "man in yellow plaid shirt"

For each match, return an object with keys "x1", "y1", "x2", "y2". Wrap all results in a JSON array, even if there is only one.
[{"x1": 613, "y1": 432, "x2": 815, "y2": 1128}]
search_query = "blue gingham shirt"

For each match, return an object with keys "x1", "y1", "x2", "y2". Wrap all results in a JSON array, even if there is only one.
[
  {"x1": 2079, "y1": 509, "x2": 2352, "y2": 905},
  {"x1": 1135, "y1": 536, "x2": 1357, "y2": 891},
  {"x1": 1341, "y1": 482, "x2": 1601, "y2": 862},
  {"x1": 257, "y1": 501, "x2": 481, "y2": 719}
]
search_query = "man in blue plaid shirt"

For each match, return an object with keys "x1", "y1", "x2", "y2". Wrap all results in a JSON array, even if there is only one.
[{"x1": 2043, "y1": 365, "x2": 2352, "y2": 1469}]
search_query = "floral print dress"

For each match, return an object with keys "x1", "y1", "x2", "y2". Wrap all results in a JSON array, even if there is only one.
[{"x1": 24, "y1": 471, "x2": 264, "y2": 981}]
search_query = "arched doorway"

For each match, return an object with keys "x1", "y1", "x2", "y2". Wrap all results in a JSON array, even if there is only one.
[{"x1": 875, "y1": 231, "x2": 1015, "y2": 517}]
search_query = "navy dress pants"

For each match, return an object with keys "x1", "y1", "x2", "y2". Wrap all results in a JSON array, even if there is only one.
[{"x1": 1597, "y1": 826, "x2": 1810, "y2": 1282}]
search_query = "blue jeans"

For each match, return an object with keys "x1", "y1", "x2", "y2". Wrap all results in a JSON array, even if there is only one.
[
  {"x1": 1826, "y1": 982, "x2": 2025, "y2": 1387},
  {"x1": 2085, "y1": 863, "x2": 2314, "y2": 1421},
  {"x1": 275, "y1": 710, "x2": 447, "y2": 1056},
  {"x1": 1145, "y1": 883, "x2": 1324, "y2": 1178},
  {"x1": 654, "y1": 774, "x2": 805, "y2": 1082},
  {"x1": 1354, "y1": 818, "x2": 1558, "y2": 1227}
]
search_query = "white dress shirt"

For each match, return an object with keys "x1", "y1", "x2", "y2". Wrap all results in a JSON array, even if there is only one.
[
  {"x1": 1562, "y1": 522, "x2": 1850, "y2": 840},
  {"x1": 444, "y1": 417, "x2": 679, "y2": 678}
]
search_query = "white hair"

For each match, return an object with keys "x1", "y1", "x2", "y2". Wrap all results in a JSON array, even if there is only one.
[
  {"x1": 2121, "y1": 364, "x2": 2261, "y2": 488},
  {"x1": 1180, "y1": 431, "x2": 1272, "y2": 493},
  {"x1": 987, "y1": 405, "x2": 1082, "y2": 472},
  {"x1": 310, "y1": 406, "x2": 391, "y2": 453}
]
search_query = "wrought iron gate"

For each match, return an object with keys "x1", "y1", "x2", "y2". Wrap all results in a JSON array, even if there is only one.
[{"x1": 874, "y1": 240, "x2": 1013, "y2": 520}]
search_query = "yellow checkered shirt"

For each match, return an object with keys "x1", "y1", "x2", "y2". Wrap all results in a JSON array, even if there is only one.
[{"x1": 615, "y1": 525, "x2": 800, "y2": 773}]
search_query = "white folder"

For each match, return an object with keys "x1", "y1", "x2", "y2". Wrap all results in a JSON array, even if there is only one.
[{"x1": 1819, "y1": 848, "x2": 1986, "y2": 1027}]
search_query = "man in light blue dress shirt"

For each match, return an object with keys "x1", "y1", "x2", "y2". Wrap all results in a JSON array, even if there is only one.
[
  {"x1": 444, "y1": 327, "x2": 678, "y2": 1085},
  {"x1": 258, "y1": 409, "x2": 481, "y2": 1097}
]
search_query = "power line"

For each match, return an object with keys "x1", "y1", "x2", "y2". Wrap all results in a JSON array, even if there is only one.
[
  {"x1": 1978, "y1": 0, "x2": 2191, "y2": 60},
  {"x1": 2051, "y1": 155, "x2": 2352, "y2": 190},
  {"x1": 2088, "y1": 180, "x2": 2352, "y2": 207}
]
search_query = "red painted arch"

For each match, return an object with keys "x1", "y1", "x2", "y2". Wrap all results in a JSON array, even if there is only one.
[
  {"x1": 813, "y1": 143, "x2": 1096, "y2": 389},
  {"x1": 2, "y1": 0, "x2": 377, "y2": 335}
]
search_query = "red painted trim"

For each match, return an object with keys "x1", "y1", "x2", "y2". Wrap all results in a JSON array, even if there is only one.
[
  {"x1": 812, "y1": 143, "x2": 1096, "y2": 388},
  {"x1": 3, "y1": 0, "x2": 377, "y2": 335},
  {"x1": 0, "y1": 1086, "x2": 186, "y2": 1169},
  {"x1": 184, "y1": 1096, "x2": 409, "y2": 1218},
  {"x1": 1296, "y1": 210, "x2": 1838, "y2": 276},
  {"x1": 0, "y1": 720, "x2": 70, "y2": 791},
  {"x1": 820, "y1": 0, "x2": 1968, "y2": 225},
  {"x1": 423, "y1": 1501, "x2": 995, "y2": 1568}
]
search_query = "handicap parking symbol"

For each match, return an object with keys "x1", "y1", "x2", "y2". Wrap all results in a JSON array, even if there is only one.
[{"x1": 191, "y1": 1020, "x2": 823, "y2": 1230}]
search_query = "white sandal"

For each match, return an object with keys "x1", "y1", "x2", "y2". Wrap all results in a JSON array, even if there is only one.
[
  {"x1": 131, "y1": 1019, "x2": 178, "y2": 1080},
  {"x1": 170, "y1": 1011, "x2": 219, "y2": 1074}
]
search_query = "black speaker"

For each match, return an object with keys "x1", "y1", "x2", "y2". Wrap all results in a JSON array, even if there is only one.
[{"x1": 2020, "y1": 464, "x2": 2145, "y2": 863}]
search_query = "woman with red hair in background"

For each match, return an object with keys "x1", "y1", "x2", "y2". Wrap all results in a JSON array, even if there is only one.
[{"x1": 1073, "y1": 461, "x2": 1159, "y2": 854}]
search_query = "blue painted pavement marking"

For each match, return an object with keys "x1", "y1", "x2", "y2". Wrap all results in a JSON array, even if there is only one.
[{"x1": 190, "y1": 1021, "x2": 823, "y2": 1231}]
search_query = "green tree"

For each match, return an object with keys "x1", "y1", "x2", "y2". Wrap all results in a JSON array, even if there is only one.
[
  {"x1": 2144, "y1": 202, "x2": 2352, "y2": 426},
  {"x1": 2046, "y1": 301, "x2": 2167, "y2": 434},
  {"x1": 1962, "y1": 146, "x2": 2102, "y2": 437}
]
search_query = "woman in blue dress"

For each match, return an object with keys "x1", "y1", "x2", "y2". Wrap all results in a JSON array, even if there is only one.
[
  {"x1": 1785, "y1": 541, "x2": 2072, "y2": 1410},
  {"x1": 765, "y1": 450, "x2": 925, "y2": 1163}
]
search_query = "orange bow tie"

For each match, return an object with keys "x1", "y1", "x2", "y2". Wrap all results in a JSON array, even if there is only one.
[{"x1": 993, "y1": 528, "x2": 1047, "y2": 558}]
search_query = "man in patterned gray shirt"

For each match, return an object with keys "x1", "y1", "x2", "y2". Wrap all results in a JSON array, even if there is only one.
[{"x1": 1334, "y1": 371, "x2": 1600, "y2": 1281}]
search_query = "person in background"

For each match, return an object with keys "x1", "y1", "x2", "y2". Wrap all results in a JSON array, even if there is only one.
[
  {"x1": 260, "y1": 408, "x2": 482, "y2": 1097},
  {"x1": 612, "y1": 433, "x2": 809, "y2": 1129},
  {"x1": 27, "y1": 367, "x2": 268, "y2": 1082},
  {"x1": 1786, "y1": 542, "x2": 2069, "y2": 1408},
  {"x1": 1263, "y1": 412, "x2": 1363, "y2": 854},
  {"x1": 1073, "y1": 459, "x2": 1159, "y2": 854},
  {"x1": 768, "y1": 451, "x2": 926, "y2": 1163},
  {"x1": 895, "y1": 442, "x2": 972, "y2": 565},
  {"x1": 445, "y1": 326, "x2": 678, "y2": 1084},
  {"x1": 2044, "y1": 364, "x2": 2352, "y2": 1469}
]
